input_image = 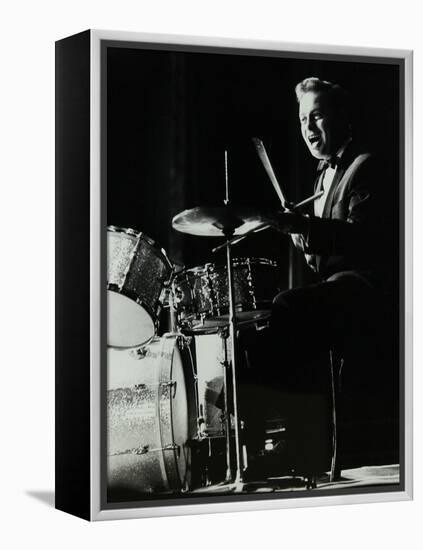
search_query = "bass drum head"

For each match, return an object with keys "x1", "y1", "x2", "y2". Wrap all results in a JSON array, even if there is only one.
[{"x1": 107, "y1": 290, "x2": 155, "y2": 348}]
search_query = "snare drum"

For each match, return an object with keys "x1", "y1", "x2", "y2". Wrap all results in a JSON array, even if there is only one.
[
  {"x1": 107, "y1": 226, "x2": 173, "y2": 348},
  {"x1": 173, "y1": 258, "x2": 279, "y2": 331}
]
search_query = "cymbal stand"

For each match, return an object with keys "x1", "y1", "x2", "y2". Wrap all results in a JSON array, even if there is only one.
[
  {"x1": 222, "y1": 150, "x2": 244, "y2": 487},
  {"x1": 224, "y1": 226, "x2": 244, "y2": 486}
]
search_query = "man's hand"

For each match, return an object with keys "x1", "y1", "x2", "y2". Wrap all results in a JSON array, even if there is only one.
[{"x1": 264, "y1": 211, "x2": 310, "y2": 234}]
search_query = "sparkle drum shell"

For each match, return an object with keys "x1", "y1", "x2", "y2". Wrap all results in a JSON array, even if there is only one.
[
  {"x1": 107, "y1": 335, "x2": 197, "y2": 498},
  {"x1": 173, "y1": 258, "x2": 279, "y2": 331},
  {"x1": 107, "y1": 226, "x2": 173, "y2": 348}
]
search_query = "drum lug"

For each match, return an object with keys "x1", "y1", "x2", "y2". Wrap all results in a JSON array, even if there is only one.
[
  {"x1": 107, "y1": 282, "x2": 121, "y2": 293},
  {"x1": 218, "y1": 326, "x2": 229, "y2": 339},
  {"x1": 130, "y1": 346, "x2": 149, "y2": 359},
  {"x1": 160, "y1": 380, "x2": 177, "y2": 398},
  {"x1": 159, "y1": 287, "x2": 171, "y2": 306},
  {"x1": 172, "y1": 284, "x2": 184, "y2": 304}
]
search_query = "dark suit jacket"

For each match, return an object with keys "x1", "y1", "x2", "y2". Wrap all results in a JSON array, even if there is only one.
[{"x1": 301, "y1": 141, "x2": 396, "y2": 291}]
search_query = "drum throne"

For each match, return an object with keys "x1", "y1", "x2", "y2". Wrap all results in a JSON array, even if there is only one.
[{"x1": 236, "y1": 299, "x2": 399, "y2": 487}]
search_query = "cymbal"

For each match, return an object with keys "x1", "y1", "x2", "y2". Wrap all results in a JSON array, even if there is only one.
[{"x1": 172, "y1": 206, "x2": 266, "y2": 237}]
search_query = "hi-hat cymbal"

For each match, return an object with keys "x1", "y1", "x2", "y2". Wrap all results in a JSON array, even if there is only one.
[{"x1": 172, "y1": 206, "x2": 266, "y2": 237}]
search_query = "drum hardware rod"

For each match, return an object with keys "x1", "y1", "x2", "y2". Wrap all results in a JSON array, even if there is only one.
[
  {"x1": 224, "y1": 150, "x2": 229, "y2": 205},
  {"x1": 110, "y1": 445, "x2": 149, "y2": 456},
  {"x1": 153, "y1": 443, "x2": 181, "y2": 454},
  {"x1": 132, "y1": 381, "x2": 177, "y2": 395},
  {"x1": 183, "y1": 342, "x2": 202, "y2": 435},
  {"x1": 224, "y1": 227, "x2": 244, "y2": 486},
  {"x1": 110, "y1": 443, "x2": 180, "y2": 457},
  {"x1": 329, "y1": 351, "x2": 342, "y2": 483},
  {"x1": 205, "y1": 438, "x2": 213, "y2": 486},
  {"x1": 220, "y1": 332, "x2": 233, "y2": 483},
  {"x1": 167, "y1": 286, "x2": 178, "y2": 333},
  {"x1": 177, "y1": 335, "x2": 192, "y2": 349},
  {"x1": 218, "y1": 157, "x2": 245, "y2": 487}
]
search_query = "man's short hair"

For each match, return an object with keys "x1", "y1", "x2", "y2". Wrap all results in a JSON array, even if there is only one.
[{"x1": 295, "y1": 77, "x2": 351, "y2": 125}]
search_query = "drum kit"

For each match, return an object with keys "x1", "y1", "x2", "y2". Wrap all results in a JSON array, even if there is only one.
[
  {"x1": 106, "y1": 203, "x2": 281, "y2": 498},
  {"x1": 107, "y1": 144, "x2": 321, "y2": 498}
]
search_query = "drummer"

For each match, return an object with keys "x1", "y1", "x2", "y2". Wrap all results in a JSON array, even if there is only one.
[
  {"x1": 249, "y1": 77, "x2": 396, "y2": 471},
  {"x1": 268, "y1": 77, "x2": 393, "y2": 347}
]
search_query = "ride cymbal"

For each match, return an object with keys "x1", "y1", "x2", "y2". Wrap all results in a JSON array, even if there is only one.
[{"x1": 172, "y1": 206, "x2": 266, "y2": 237}]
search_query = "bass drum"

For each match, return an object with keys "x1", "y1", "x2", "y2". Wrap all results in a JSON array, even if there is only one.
[{"x1": 107, "y1": 334, "x2": 197, "y2": 500}]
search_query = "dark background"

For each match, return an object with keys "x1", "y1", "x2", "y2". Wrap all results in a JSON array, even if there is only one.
[{"x1": 107, "y1": 46, "x2": 399, "y2": 289}]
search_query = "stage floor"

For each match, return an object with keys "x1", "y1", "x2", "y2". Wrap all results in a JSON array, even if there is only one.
[{"x1": 191, "y1": 464, "x2": 400, "y2": 494}]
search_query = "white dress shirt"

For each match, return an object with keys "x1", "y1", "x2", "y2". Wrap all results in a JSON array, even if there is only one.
[
  {"x1": 314, "y1": 164, "x2": 337, "y2": 217},
  {"x1": 314, "y1": 137, "x2": 352, "y2": 218}
]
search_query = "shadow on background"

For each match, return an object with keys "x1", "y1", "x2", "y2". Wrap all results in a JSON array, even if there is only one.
[{"x1": 26, "y1": 490, "x2": 55, "y2": 508}]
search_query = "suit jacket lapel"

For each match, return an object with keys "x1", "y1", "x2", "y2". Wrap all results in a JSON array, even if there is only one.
[
  {"x1": 313, "y1": 141, "x2": 356, "y2": 273},
  {"x1": 314, "y1": 160, "x2": 326, "y2": 192}
]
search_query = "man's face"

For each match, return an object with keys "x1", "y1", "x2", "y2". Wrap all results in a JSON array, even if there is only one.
[{"x1": 298, "y1": 91, "x2": 337, "y2": 160}]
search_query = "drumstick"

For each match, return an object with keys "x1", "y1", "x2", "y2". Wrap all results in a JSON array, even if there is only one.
[
  {"x1": 252, "y1": 137, "x2": 287, "y2": 209},
  {"x1": 212, "y1": 222, "x2": 271, "y2": 253},
  {"x1": 252, "y1": 138, "x2": 324, "y2": 212},
  {"x1": 293, "y1": 190, "x2": 324, "y2": 209},
  {"x1": 212, "y1": 190, "x2": 323, "y2": 254}
]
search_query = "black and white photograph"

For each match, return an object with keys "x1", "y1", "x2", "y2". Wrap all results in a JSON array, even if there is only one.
[
  {"x1": 3, "y1": 0, "x2": 423, "y2": 542},
  {"x1": 104, "y1": 39, "x2": 404, "y2": 508}
]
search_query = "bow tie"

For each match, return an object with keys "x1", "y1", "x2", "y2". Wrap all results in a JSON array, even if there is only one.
[{"x1": 318, "y1": 156, "x2": 339, "y2": 171}]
